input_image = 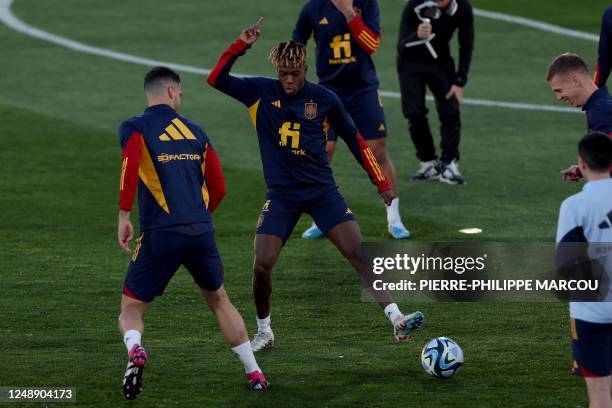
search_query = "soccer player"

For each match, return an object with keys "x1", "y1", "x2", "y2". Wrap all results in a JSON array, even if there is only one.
[
  {"x1": 594, "y1": 5, "x2": 612, "y2": 88},
  {"x1": 397, "y1": 0, "x2": 474, "y2": 184},
  {"x1": 546, "y1": 53, "x2": 612, "y2": 181},
  {"x1": 207, "y1": 18, "x2": 425, "y2": 352},
  {"x1": 117, "y1": 67, "x2": 268, "y2": 399},
  {"x1": 555, "y1": 132, "x2": 612, "y2": 408},
  {"x1": 292, "y1": 0, "x2": 411, "y2": 240}
]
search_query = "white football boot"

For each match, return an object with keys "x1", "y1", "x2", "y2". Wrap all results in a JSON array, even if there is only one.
[{"x1": 250, "y1": 330, "x2": 274, "y2": 352}]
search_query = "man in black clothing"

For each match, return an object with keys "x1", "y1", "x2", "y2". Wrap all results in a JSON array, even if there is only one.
[{"x1": 397, "y1": 0, "x2": 474, "y2": 185}]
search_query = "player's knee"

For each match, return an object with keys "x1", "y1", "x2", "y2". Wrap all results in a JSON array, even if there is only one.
[
  {"x1": 203, "y1": 286, "x2": 228, "y2": 306},
  {"x1": 253, "y1": 258, "x2": 274, "y2": 280}
]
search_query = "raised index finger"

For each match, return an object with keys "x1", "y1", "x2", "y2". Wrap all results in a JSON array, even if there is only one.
[{"x1": 254, "y1": 17, "x2": 264, "y2": 30}]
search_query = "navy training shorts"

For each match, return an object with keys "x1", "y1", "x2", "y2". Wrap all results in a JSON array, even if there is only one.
[
  {"x1": 123, "y1": 229, "x2": 224, "y2": 302},
  {"x1": 570, "y1": 318, "x2": 612, "y2": 377},
  {"x1": 255, "y1": 186, "x2": 355, "y2": 244},
  {"x1": 327, "y1": 88, "x2": 387, "y2": 142}
]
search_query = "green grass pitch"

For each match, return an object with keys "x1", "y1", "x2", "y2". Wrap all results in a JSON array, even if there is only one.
[{"x1": 0, "y1": 0, "x2": 609, "y2": 406}]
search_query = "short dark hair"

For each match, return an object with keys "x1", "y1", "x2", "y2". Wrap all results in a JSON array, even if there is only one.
[
  {"x1": 578, "y1": 131, "x2": 612, "y2": 172},
  {"x1": 546, "y1": 53, "x2": 589, "y2": 82},
  {"x1": 144, "y1": 66, "x2": 181, "y2": 92}
]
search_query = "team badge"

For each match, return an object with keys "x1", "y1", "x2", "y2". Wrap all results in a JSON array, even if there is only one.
[{"x1": 305, "y1": 102, "x2": 318, "y2": 120}]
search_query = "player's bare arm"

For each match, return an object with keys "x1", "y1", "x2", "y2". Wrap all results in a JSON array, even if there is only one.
[
  {"x1": 330, "y1": 0, "x2": 357, "y2": 21},
  {"x1": 118, "y1": 209, "x2": 134, "y2": 254}
]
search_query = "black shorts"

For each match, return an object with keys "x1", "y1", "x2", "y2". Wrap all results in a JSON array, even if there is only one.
[
  {"x1": 571, "y1": 318, "x2": 612, "y2": 377},
  {"x1": 124, "y1": 230, "x2": 224, "y2": 302}
]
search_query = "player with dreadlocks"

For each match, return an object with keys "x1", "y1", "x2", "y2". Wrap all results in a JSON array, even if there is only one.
[{"x1": 207, "y1": 17, "x2": 425, "y2": 352}]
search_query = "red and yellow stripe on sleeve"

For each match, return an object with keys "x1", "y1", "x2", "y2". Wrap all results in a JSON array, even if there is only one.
[
  {"x1": 357, "y1": 132, "x2": 390, "y2": 193},
  {"x1": 347, "y1": 15, "x2": 380, "y2": 55}
]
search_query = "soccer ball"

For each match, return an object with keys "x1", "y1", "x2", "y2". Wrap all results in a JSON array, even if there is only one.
[{"x1": 421, "y1": 337, "x2": 464, "y2": 379}]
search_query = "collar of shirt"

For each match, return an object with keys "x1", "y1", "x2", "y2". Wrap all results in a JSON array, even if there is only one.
[
  {"x1": 583, "y1": 178, "x2": 612, "y2": 192},
  {"x1": 145, "y1": 104, "x2": 175, "y2": 113},
  {"x1": 582, "y1": 86, "x2": 609, "y2": 112}
]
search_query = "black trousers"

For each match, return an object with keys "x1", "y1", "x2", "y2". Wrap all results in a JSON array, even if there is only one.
[{"x1": 398, "y1": 59, "x2": 461, "y2": 163}]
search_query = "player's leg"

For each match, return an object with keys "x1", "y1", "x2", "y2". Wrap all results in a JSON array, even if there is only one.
[
  {"x1": 349, "y1": 89, "x2": 410, "y2": 239},
  {"x1": 251, "y1": 194, "x2": 300, "y2": 350},
  {"x1": 184, "y1": 230, "x2": 269, "y2": 389},
  {"x1": 253, "y1": 234, "x2": 283, "y2": 321},
  {"x1": 200, "y1": 285, "x2": 269, "y2": 390},
  {"x1": 399, "y1": 63, "x2": 439, "y2": 180},
  {"x1": 119, "y1": 295, "x2": 149, "y2": 354},
  {"x1": 302, "y1": 135, "x2": 337, "y2": 240},
  {"x1": 250, "y1": 234, "x2": 283, "y2": 351},
  {"x1": 325, "y1": 220, "x2": 424, "y2": 340},
  {"x1": 119, "y1": 231, "x2": 181, "y2": 400},
  {"x1": 584, "y1": 377, "x2": 612, "y2": 408},
  {"x1": 118, "y1": 295, "x2": 149, "y2": 400},
  {"x1": 427, "y1": 62, "x2": 463, "y2": 185},
  {"x1": 309, "y1": 189, "x2": 425, "y2": 340},
  {"x1": 571, "y1": 318, "x2": 612, "y2": 407}
]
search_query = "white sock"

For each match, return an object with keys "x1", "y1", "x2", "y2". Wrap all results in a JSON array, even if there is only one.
[
  {"x1": 386, "y1": 198, "x2": 401, "y2": 225},
  {"x1": 232, "y1": 341, "x2": 261, "y2": 374},
  {"x1": 256, "y1": 316, "x2": 272, "y2": 333},
  {"x1": 123, "y1": 329, "x2": 142, "y2": 352},
  {"x1": 384, "y1": 303, "x2": 402, "y2": 325}
]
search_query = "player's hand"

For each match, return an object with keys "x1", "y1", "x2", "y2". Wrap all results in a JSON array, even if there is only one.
[
  {"x1": 446, "y1": 85, "x2": 464, "y2": 106},
  {"x1": 561, "y1": 164, "x2": 582, "y2": 182},
  {"x1": 380, "y1": 189, "x2": 396, "y2": 206},
  {"x1": 330, "y1": 0, "x2": 357, "y2": 20},
  {"x1": 240, "y1": 17, "x2": 263, "y2": 45},
  {"x1": 417, "y1": 23, "x2": 432, "y2": 39},
  {"x1": 118, "y1": 210, "x2": 134, "y2": 254}
]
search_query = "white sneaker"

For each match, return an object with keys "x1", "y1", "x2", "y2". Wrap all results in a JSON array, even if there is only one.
[
  {"x1": 393, "y1": 311, "x2": 425, "y2": 342},
  {"x1": 439, "y1": 160, "x2": 465, "y2": 185},
  {"x1": 250, "y1": 330, "x2": 274, "y2": 352},
  {"x1": 388, "y1": 221, "x2": 411, "y2": 240},
  {"x1": 412, "y1": 160, "x2": 440, "y2": 181}
]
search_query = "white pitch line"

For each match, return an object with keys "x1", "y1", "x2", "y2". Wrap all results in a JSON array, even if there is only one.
[
  {"x1": 0, "y1": 0, "x2": 582, "y2": 114},
  {"x1": 473, "y1": 8, "x2": 599, "y2": 43},
  {"x1": 0, "y1": 0, "x2": 211, "y2": 75},
  {"x1": 379, "y1": 91, "x2": 580, "y2": 113}
]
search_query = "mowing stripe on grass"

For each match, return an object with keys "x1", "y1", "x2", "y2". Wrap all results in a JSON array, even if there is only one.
[{"x1": 0, "y1": 0, "x2": 581, "y2": 114}]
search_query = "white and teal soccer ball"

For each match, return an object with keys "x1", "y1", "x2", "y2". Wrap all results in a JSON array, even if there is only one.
[{"x1": 421, "y1": 337, "x2": 464, "y2": 379}]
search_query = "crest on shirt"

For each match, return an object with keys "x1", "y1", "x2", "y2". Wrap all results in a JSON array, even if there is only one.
[{"x1": 305, "y1": 102, "x2": 317, "y2": 120}]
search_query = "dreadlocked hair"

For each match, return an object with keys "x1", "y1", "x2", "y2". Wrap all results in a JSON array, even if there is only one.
[{"x1": 269, "y1": 40, "x2": 307, "y2": 68}]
